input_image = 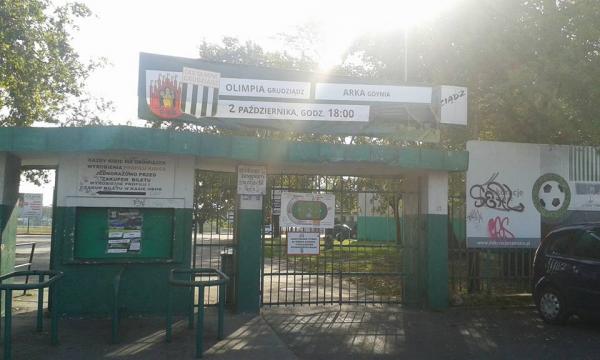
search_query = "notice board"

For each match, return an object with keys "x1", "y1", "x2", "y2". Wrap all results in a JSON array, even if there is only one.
[{"x1": 74, "y1": 207, "x2": 174, "y2": 260}]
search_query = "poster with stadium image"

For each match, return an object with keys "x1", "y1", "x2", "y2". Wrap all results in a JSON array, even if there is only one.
[
  {"x1": 466, "y1": 141, "x2": 600, "y2": 248},
  {"x1": 107, "y1": 209, "x2": 143, "y2": 254}
]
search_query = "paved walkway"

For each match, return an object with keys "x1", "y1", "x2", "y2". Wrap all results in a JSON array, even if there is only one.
[
  {"x1": 263, "y1": 305, "x2": 600, "y2": 360},
  {"x1": 6, "y1": 308, "x2": 294, "y2": 360},
  {"x1": 4, "y1": 303, "x2": 600, "y2": 359}
]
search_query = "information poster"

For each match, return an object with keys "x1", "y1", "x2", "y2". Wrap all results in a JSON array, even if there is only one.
[
  {"x1": 237, "y1": 165, "x2": 267, "y2": 195},
  {"x1": 279, "y1": 192, "x2": 335, "y2": 229},
  {"x1": 271, "y1": 188, "x2": 284, "y2": 215},
  {"x1": 21, "y1": 193, "x2": 43, "y2": 218},
  {"x1": 107, "y1": 209, "x2": 143, "y2": 254},
  {"x1": 287, "y1": 232, "x2": 320, "y2": 256},
  {"x1": 77, "y1": 154, "x2": 174, "y2": 197}
]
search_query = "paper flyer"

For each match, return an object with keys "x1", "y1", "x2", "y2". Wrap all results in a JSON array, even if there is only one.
[{"x1": 107, "y1": 209, "x2": 143, "y2": 254}]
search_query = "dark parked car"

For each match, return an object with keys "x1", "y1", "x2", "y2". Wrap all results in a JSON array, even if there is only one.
[
  {"x1": 325, "y1": 224, "x2": 356, "y2": 241},
  {"x1": 532, "y1": 223, "x2": 600, "y2": 324}
]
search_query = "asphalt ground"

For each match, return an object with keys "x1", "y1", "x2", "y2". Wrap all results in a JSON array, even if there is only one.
[
  {"x1": 9, "y1": 235, "x2": 600, "y2": 360},
  {"x1": 263, "y1": 305, "x2": 600, "y2": 360}
]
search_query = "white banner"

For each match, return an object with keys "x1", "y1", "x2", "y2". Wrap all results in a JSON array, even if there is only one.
[
  {"x1": 315, "y1": 83, "x2": 432, "y2": 103},
  {"x1": 439, "y1": 86, "x2": 468, "y2": 125},
  {"x1": 279, "y1": 192, "x2": 335, "y2": 229},
  {"x1": 220, "y1": 78, "x2": 310, "y2": 99},
  {"x1": 21, "y1": 193, "x2": 43, "y2": 218},
  {"x1": 77, "y1": 155, "x2": 175, "y2": 198},
  {"x1": 287, "y1": 232, "x2": 320, "y2": 256},
  {"x1": 217, "y1": 100, "x2": 369, "y2": 122},
  {"x1": 237, "y1": 165, "x2": 267, "y2": 195}
]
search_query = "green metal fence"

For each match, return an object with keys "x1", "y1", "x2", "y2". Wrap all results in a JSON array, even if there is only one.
[{"x1": 448, "y1": 195, "x2": 534, "y2": 302}]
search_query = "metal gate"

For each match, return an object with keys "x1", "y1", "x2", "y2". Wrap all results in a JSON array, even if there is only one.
[
  {"x1": 192, "y1": 170, "x2": 237, "y2": 305},
  {"x1": 261, "y1": 175, "x2": 405, "y2": 306}
]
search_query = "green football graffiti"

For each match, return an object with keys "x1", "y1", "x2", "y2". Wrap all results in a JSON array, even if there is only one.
[{"x1": 532, "y1": 173, "x2": 571, "y2": 219}]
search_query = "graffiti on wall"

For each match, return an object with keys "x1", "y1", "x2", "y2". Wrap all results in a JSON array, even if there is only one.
[
  {"x1": 467, "y1": 141, "x2": 600, "y2": 248},
  {"x1": 487, "y1": 216, "x2": 515, "y2": 241},
  {"x1": 469, "y1": 172, "x2": 525, "y2": 212}
]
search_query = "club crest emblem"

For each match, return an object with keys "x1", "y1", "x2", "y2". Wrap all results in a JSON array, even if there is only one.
[
  {"x1": 146, "y1": 68, "x2": 220, "y2": 120},
  {"x1": 148, "y1": 74, "x2": 183, "y2": 119}
]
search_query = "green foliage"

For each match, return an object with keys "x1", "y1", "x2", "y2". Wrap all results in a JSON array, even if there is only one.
[
  {"x1": 0, "y1": 0, "x2": 99, "y2": 126},
  {"x1": 194, "y1": 171, "x2": 236, "y2": 229},
  {"x1": 198, "y1": 36, "x2": 317, "y2": 71},
  {"x1": 344, "y1": 0, "x2": 600, "y2": 147}
]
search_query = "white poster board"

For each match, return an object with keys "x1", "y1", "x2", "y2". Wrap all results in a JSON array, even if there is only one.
[
  {"x1": 239, "y1": 194, "x2": 262, "y2": 210},
  {"x1": 271, "y1": 188, "x2": 283, "y2": 216},
  {"x1": 279, "y1": 192, "x2": 335, "y2": 229},
  {"x1": 21, "y1": 193, "x2": 43, "y2": 218},
  {"x1": 237, "y1": 165, "x2": 266, "y2": 195},
  {"x1": 467, "y1": 141, "x2": 600, "y2": 248},
  {"x1": 77, "y1": 155, "x2": 174, "y2": 197},
  {"x1": 439, "y1": 86, "x2": 468, "y2": 125},
  {"x1": 287, "y1": 232, "x2": 320, "y2": 256},
  {"x1": 467, "y1": 141, "x2": 540, "y2": 248}
]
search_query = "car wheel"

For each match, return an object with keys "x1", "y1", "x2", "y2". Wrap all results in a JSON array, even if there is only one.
[{"x1": 536, "y1": 287, "x2": 568, "y2": 325}]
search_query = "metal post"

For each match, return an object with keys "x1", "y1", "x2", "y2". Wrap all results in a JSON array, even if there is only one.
[
  {"x1": 338, "y1": 241, "x2": 343, "y2": 306},
  {"x1": 196, "y1": 286, "x2": 205, "y2": 359},
  {"x1": 4, "y1": 289, "x2": 12, "y2": 360},
  {"x1": 27, "y1": 217, "x2": 30, "y2": 235},
  {"x1": 193, "y1": 217, "x2": 198, "y2": 269},
  {"x1": 166, "y1": 285, "x2": 172, "y2": 343},
  {"x1": 51, "y1": 283, "x2": 58, "y2": 345},
  {"x1": 111, "y1": 296, "x2": 119, "y2": 343},
  {"x1": 37, "y1": 275, "x2": 44, "y2": 332},
  {"x1": 0, "y1": 281, "x2": 3, "y2": 339},
  {"x1": 218, "y1": 284, "x2": 225, "y2": 340},
  {"x1": 404, "y1": 28, "x2": 408, "y2": 82},
  {"x1": 23, "y1": 243, "x2": 36, "y2": 295},
  {"x1": 188, "y1": 274, "x2": 195, "y2": 329}
]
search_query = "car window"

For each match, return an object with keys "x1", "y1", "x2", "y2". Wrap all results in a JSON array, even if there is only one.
[
  {"x1": 547, "y1": 230, "x2": 575, "y2": 256},
  {"x1": 573, "y1": 230, "x2": 600, "y2": 261}
]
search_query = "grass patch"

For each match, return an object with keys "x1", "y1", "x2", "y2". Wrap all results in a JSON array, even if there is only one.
[
  {"x1": 17, "y1": 226, "x2": 52, "y2": 235},
  {"x1": 263, "y1": 237, "x2": 403, "y2": 298}
]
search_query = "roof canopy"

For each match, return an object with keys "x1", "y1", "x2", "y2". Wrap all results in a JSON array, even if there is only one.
[{"x1": 0, "y1": 126, "x2": 467, "y2": 175}]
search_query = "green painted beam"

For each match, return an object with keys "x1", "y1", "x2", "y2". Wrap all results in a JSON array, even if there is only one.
[{"x1": 0, "y1": 127, "x2": 468, "y2": 172}]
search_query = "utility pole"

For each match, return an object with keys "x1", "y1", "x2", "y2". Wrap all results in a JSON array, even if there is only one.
[{"x1": 404, "y1": 27, "x2": 408, "y2": 82}]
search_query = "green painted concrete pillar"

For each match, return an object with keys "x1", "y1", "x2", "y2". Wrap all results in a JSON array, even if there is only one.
[
  {"x1": 0, "y1": 153, "x2": 21, "y2": 308},
  {"x1": 235, "y1": 195, "x2": 263, "y2": 314},
  {"x1": 423, "y1": 172, "x2": 449, "y2": 310},
  {"x1": 402, "y1": 172, "x2": 449, "y2": 310}
]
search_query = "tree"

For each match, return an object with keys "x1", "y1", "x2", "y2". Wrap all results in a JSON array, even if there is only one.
[
  {"x1": 343, "y1": 0, "x2": 600, "y2": 147},
  {"x1": 0, "y1": 0, "x2": 100, "y2": 126},
  {"x1": 193, "y1": 171, "x2": 236, "y2": 235},
  {"x1": 191, "y1": 37, "x2": 411, "y2": 243}
]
